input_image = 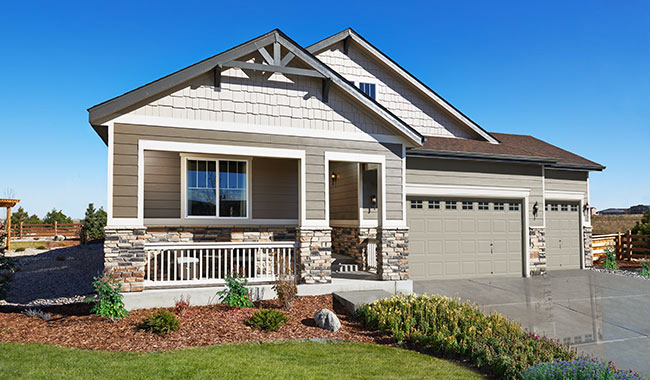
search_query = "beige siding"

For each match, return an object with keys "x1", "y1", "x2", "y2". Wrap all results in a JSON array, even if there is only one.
[
  {"x1": 127, "y1": 70, "x2": 395, "y2": 137},
  {"x1": 329, "y1": 162, "x2": 359, "y2": 221},
  {"x1": 544, "y1": 169, "x2": 588, "y2": 196},
  {"x1": 406, "y1": 158, "x2": 543, "y2": 224},
  {"x1": 252, "y1": 158, "x2": 299, "y2": 219},
  {"x1": 144, "y1": 150, "x2": 180, "y2": 218},
  {"x1": 361, "y1": 164, "x2": 379, "y2": 220},
  {"x1": 113, "y1": 123, "x2": 403, "y2": 221},
  {"x1": 316, "y1": 42, "x2": 479, "y2": 139}
]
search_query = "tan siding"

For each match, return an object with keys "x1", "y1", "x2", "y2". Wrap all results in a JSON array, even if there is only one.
[
  {"x1": 329, "y1": 162, "x2": 359, "y2": 221},
  {"x1": 544, "y1": 169, "x2": 589, "y2": 205},
  {"x1": 113, "y1": 123, "x2": 403, "y2": 221},
  {"x1": 144, "y1": 150, "x2": 180, "y2": 219},
  {"x1": 316, "y1": 43, "x2": 479, "y2": 139},
  {"x1": 406, "y1": 158, "x2": 543, "y2": 224},
  {"x1": 252, "y1": 158, "x2": 299, "y2": 219}
]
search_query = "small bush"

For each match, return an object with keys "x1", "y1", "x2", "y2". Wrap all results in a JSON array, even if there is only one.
[
  {"x1": 22, "y1": 308, "x2": 52, "y2": 321},
  {"x1": 0, "y1": 257, "x2": 17, "y2": 299},
  {"x1": 357, "y1": 295, "x2": 576, "y2": 380},
  {"x1": 173, "y1": 295, "x2": 191, "y2": 317},
  {"x1": 640, "y1": 262, "x2": 650, "y2": 277},
  {"x1": 139, "y1": 310, "x2": 179, "y2": 336},
  {"x1": 15, "y1": 247, "x2": 25, "y2": 252},
  {"x1": 273, "y1": 265, "x2": 297, "y2": 310},
  {"x1": 85, "y1": 276, "x2": 129, "y2": 321},
  {"x1": 217, "y1": 274, "x2": 253, "y2": 308},
  {"x1": 603, "y1": 247, "x2": 618, "y2": 270},
  {"x1": 524, "y1": 357, "x2": 647, "y2": 380},
  {"x1": 248, "y1": 309, "x2": 288, "y2": 331},
  {"x1": 36, "y1": 245, "x2": 46, "y2": 250}
]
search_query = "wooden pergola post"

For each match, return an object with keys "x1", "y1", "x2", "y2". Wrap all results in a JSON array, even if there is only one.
[{"x1": 1, "y1": 199, "x2": 20, "y2": 252}]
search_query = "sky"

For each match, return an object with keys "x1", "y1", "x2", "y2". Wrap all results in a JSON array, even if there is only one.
[{"x1": 1, "y1": 1, "x2": 648, "y2": 218}]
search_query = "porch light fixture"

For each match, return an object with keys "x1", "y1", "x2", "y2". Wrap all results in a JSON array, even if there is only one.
[
  {"x1": 330, "y1": 172, "x2": 338, "y2": 185},
  {"x1": 370, "y1": 194, "x2": 377, "y2": 209},
  {"x1": 532, "y1": 202, "x2": 539, "y2": 219},
  {"x1": 583, "y1": 203, "x2": 590, "y2": 217}
]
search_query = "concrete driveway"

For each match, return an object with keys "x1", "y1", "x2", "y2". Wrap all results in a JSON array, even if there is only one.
[{"x1": 414, "y1": 270, "x2": 650, "y2": 376}]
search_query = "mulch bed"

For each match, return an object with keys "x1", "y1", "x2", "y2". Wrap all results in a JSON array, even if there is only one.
[{"x1": 0, "y1": 295, "x2": 389, "y2": 352}]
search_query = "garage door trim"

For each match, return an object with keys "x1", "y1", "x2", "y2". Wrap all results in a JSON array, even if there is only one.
[
  {"x1": 406, "y1": 183, "x2": 531, "y2": 277},
  {"x1": 544, "y1": 190, "x2": 586, "y2": 270}
]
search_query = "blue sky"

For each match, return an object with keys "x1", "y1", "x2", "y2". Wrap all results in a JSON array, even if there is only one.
[{"x1": 1, "y1": 1, "x2": 648, "y2": 218}]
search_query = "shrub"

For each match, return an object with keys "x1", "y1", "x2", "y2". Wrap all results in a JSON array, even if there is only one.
[
  {"x1": 0, "y1": 257, "x2": 16, "y2": 299},
  {"x1": 357, "y1": 295, "x2": 576, "y2": 380},
  {"x1": 640, "y1": 262, "x2": 650, "y2": 277},
  {"x1": 42, "y1": 208, "x2": 72, "y2": 225},
  {"x1": 22, "y1": 308, "x2": 52, "y2": 321},
  {"x1": 603, "y1": 247, "x2": 618, "y2": 270},
  {"x1": 524, "y1": 357, "x2": 647, "y2": 380},
  {"x1": 14, "y1": 247, "x2": 25, "y2": 252},
  {"x1": 139, "y1": 310, "x2": 179, "y2": 335},
  {"x1": 248, "y1": 309, "x2": 288, "y2": 331},
  {"x1": 273, "y1": 265, "x2": 297, "y2": 310},
  {"x1": 81, "y1": 203, "x2": 107, "y2": 242},
  {"x1": 173, "y1": 295, "x2": 191, "y2": 317},
  {"x1": 36, "y1": 245, "x2": 46, "y2": 250},
  {"x1": 85, "y1": 276, "x2": 129, "y2": 321},
  {"x1": 217, "y1": 274, "x2": 253, "y2": 308}
]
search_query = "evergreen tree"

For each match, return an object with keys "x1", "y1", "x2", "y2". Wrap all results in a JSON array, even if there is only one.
[{"x1": 82, "y1": 203, "x2": 107, "y2": 242}]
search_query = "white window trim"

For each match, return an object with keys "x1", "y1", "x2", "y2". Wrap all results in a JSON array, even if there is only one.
[{"x1": 181, "y1": 155, "x2": 251, "y2": 221}]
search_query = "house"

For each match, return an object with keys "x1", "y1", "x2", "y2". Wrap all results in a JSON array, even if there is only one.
[{"x1": 88, "y1": 29, "x2": 604, "y2": 304}]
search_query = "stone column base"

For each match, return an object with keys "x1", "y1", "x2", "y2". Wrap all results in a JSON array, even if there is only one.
[
  {"x1": 104, "y1": 227, "x2": 147, "y2": 292},
  {"x1": 584, "y1": 226, "x2": 593, "y2": 268},
  {"x1": 529, "y1": 227, "x2": 546, "y2": 276},
  {"x1": 297, "y1": 227, "x2": 332, "y2": 284},
  {"x1": 377, "y1": 227, "x2": 409, "y2": 281}
]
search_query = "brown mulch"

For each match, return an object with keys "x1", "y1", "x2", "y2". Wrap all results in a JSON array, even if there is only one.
[
  {"x1": 593, "y1": 259, "x2": 643, "y2": 269},
  {"x1": 0, "y1": 295, "x2": 389, "y2": 352}
]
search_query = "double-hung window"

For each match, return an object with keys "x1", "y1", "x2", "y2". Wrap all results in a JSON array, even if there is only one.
[{"x1": 186, "y1": 159, "x2": 248, "y2": 218}]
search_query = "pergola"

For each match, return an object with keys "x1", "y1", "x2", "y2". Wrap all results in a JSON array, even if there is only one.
[{"x1": 1, "y1": 199, "x2": 19, "y2": 251}]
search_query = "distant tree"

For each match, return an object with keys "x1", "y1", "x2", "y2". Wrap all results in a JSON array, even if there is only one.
[
  {"x1": 10, "y1": 207, "x2": 42, "y2": 225},
  {"x1": 81, "y1": 203, "x2": 107, "y2": 242},
  {"x1": 42, "y1": 209, "x2": 72, "y2": 225}
]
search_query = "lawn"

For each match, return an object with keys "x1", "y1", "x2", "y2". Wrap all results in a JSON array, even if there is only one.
[{"x1": 0, "y1": 341, "x2": 483, "y2": 380}]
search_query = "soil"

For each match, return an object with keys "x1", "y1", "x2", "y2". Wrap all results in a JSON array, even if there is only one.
[{"x1": 0, "y1": 295, "x2": 389, "y2": 352}]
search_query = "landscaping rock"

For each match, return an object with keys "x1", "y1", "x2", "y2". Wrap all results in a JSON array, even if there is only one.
[
  {"x1": 53, "y1": 235, "x2": 66, "y2": 242},
  {"x1": 314, "y1": 308, "x2": 341, "y2": 332}
]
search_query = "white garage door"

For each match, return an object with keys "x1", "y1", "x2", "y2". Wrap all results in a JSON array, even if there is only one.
[
  {"x1": 407, "y1": 198, "x2": 523, "y2": 280},
  {"x1": 546, "y1": 202, "x2": 581, "y2": 270}
]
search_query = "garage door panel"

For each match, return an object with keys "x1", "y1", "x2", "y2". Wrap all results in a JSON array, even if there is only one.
[
  {"x1": 546, "y1": 201, "x2": 581, "y2": 270},
  {"x1": 408, "y1": 197, "x2": 523, "y2": 280}
]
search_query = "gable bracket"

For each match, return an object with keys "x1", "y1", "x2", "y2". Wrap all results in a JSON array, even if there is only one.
[
  {"x1": 343, "y1": 36, "x2": 351, "y2": 55},
  {"x1": 222, "y1": 60, "x2": 325, "y2": 78},
  {"x1": 213, "y1": 65, "x2": 222, "y2": 88},
  {"x1": 322, "y1": 78, "x2": 331, "y2": 102}
]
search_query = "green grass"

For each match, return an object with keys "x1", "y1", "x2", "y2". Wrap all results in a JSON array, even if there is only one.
[
  {"x1": 9, "y1": 241, "x2": 50, "y2": 250},
  {"x1": 0, "y1": 341, "x2": 483, "y2": 380}
]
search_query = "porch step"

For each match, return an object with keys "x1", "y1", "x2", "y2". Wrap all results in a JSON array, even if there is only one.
[
  {"x1": 332, "y1": 263, "x2": 359, "y2": 272},
  {"x1": 333, "y1": 290, "x2": 393, "y2": 316}
]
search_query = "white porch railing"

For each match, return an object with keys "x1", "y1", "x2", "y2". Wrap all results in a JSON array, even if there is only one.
[
  {"x1": 364, "y1": 238, "x2": 378, "y2": 269},
  {"x1": 144, "y1": 241, "x2": 297, "y2": 287}
]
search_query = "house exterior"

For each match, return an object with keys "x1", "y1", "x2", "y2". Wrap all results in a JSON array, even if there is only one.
[{"x1": 88, "y1": 29, "x2": 603, "y2": 298}]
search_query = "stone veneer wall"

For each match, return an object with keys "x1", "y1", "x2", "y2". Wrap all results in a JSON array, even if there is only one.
[
  {"x1": 377, "y1": 227, "x2": 409, "y2": 281},
  {"x1": 297, "y1": 228, "x2": 332, "y2": 284},
  {"x1": 105, "y1": 226, "x2": 297, "y2": 292},
  {"x1": 583, "y1": 226, "x2": 593, "y2": 268},
  {"x1": 529, "y1": 227, "x2": 546, "y2": 276},
  {"x1": 331, "y1": 226, "x2": 378, "y2": 269}
]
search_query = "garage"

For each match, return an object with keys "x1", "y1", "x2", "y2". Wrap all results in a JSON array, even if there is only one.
[
  {"x1": 545, "y1": 202, "x2": 582, "y2": 269},
  {"x1": 407, "y1": 197, "x2": 524, "y2": 280}
]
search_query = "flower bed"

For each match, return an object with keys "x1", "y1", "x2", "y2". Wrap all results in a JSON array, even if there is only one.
[
  {"x1": 357, "y1": 295, "x2": 576, "y2": 380},
  {"x1": 524, "y1": 357, "x2": 647, "y2": 380}
]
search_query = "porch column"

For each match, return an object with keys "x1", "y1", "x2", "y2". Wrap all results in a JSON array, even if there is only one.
[
  {"x1": 104, "y1": 226, "x2": 148, "y2": 292},
  {"x1": 297, "y1": 227, "x2": 332, "y2": 284}
]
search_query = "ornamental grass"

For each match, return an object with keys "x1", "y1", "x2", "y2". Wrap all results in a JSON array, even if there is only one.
[{"x1": 356, "y1": 295, "x2": 576, "y2": 380}]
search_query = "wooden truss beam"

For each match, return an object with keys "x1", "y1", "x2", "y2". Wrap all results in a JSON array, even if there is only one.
[
  {"x1": 322, "y1": 78, "x2": 331, "y2": 102},
  {"x1": 343, "y1": 36, "x2": 351, "y2": 55},
  {"x1": 213, "y1": 65, "x2": 222, "y2": 88},
  {"x1": 222, "y1": 60, "x2": 325, "y2": 78}
]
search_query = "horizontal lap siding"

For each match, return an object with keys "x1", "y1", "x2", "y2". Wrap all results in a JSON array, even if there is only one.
[
  {"x1": 113, "y1": 123, "x2": 404, "y2": 221},
  {"x1": 144, "y1": 150, "x2": 180, "y2": 218},
  {"x1": 252, "y1": 158, "x2": 298, "y2": 219},
  {"x1": 544, "y1": 169, "x2": 589, "y2": 208},
  {"x1": 329, "y1": 162, "x2": 359, "y2": 221},
  {"x1": 406, "y1": 158, "x2": 543, "y2": 225}
]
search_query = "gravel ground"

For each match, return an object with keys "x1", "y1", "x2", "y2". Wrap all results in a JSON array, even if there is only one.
[
  {"x1": 0, "y1": 244, "x2": 104, "y2": 307},
  {"x1": 591, "y1": 267, "x2": 650, "y2": 280}
]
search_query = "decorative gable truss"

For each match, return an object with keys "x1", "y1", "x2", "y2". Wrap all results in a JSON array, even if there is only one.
[{"x1": 88, "y1": 29, "x2": 423, "y2": 147}]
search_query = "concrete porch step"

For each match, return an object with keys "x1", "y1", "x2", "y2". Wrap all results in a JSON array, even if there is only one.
[
  {"x1": 333, "y1": 289, "x2": 393, "y2": 316},
  {"x1": 332, "y1": 263, "x2": 359, "y2": 272}
]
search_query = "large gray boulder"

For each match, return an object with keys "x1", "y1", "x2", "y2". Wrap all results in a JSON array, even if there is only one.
[{"x1": 314, "y1": 309, "x2": 341, "y2": 332}]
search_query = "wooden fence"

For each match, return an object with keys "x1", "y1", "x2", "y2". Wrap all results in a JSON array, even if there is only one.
[
  {"x1": 11, "y1": 222, "x2": 82, "y2": 240},
  {"x1": 592, "y1": 231, "x2": 650, "y2": 261}
]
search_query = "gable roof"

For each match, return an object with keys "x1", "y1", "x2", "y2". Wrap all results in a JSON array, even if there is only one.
[
  {"x1": 88, "y1": 29, "x2": 423, "y2": 146},
  {"x1": 408, "y1": 132, "x2": 605, "y2": 171},
  {"x1": 307, "y1": 28, "x2": 499, "y2": 144}
]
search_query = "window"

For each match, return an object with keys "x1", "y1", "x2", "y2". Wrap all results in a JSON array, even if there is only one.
[
  {"x1": 410, "y1": 200, "x2": 423, "y2": 209},
  {"x1": 358, "y1": 82, "x2": 376, "y2": 99},
  {"x1": 462, "y1": 201, "x2": 473, "y2": 210},
  {"x1": 571, "y1": 204, "x2": 579, "y2": 212},
  {"x1": 494, "y1": 202, "x2": 505, "y2": 211},
  {"x1": 428, "y1": 200, "x2": 440, "y2": 209},
  {"x1": 551, "y1": 204, "x2": 558, "y2": 211},
  {"x1": 186, "y1": 159, "x2": 247, "y2": 218},
  {"x1": 445, "y1": 201, "x2": 457, "y2": 210},
  {"x1": 478, "y1": 202, "x2": 489, "y2": 210},
  {"x1": 509, "y1": 203, "x2": 520, "y2": 211}
]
